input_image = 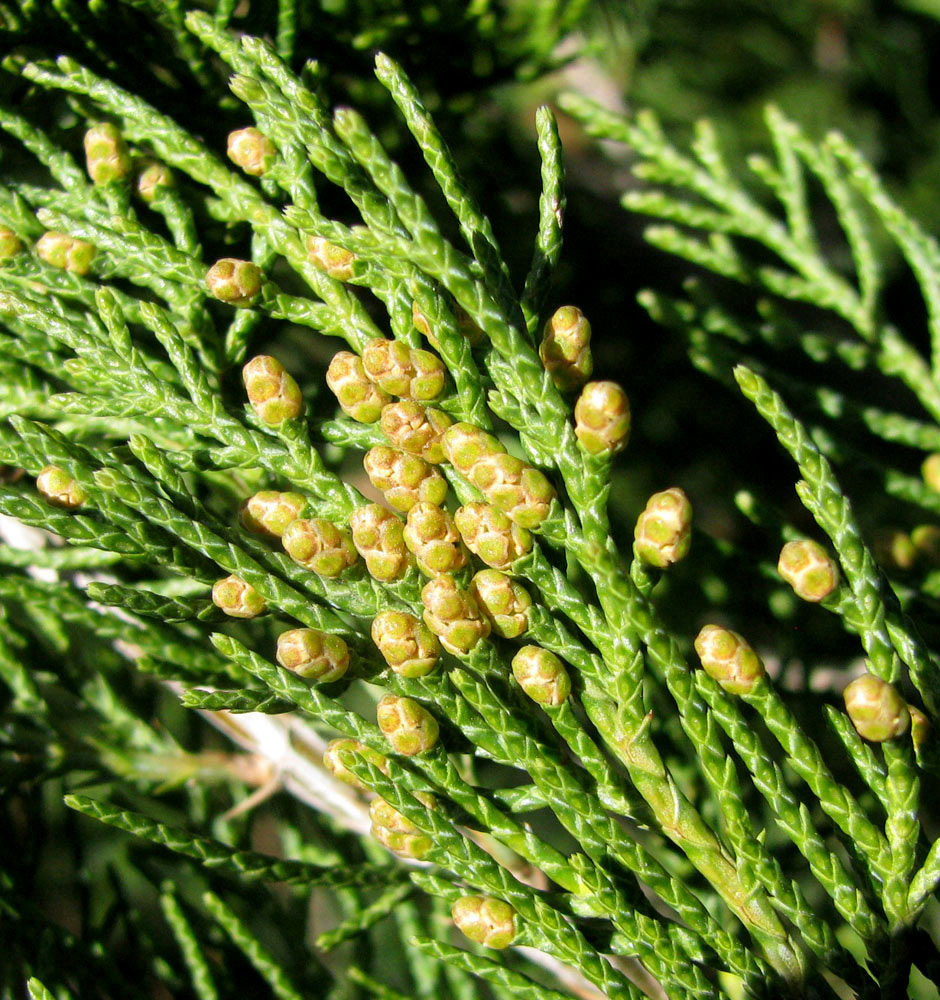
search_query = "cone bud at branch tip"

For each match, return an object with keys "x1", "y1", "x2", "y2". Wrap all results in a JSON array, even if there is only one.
[
  {"x1": 909, "y1": 704, "x2": 930, "y2": 750},
  {"x1": 451, "y1": 896, "x2": 516, "y2": 949},
  {"x1": 470, "y1": 453, "x2": 555, "y2": 529},
  {"x1": 380, "y1": 401, "x2": 452, "y2": 464},
  {"x1": 511, "y1": 645, "x2": 570, "y2": 705},
  {"x1": 282, "y1": 518, "x2": 357, "y2": 577},
  {"x1": 36, "y1": 465, "x2": 86, "y2": 509},
  {"x1": 455, "y1": 503, "x2": 532, "y2": 570},
  {"x1": 372, "y1": 610, "x2": 440, "y2": 678},
  {"x1": 0, "y1": 227, "x2": 23, "y2": 260},
  {"x1": 276, "y1": 628, "x2": 349, "y2": 682},
  {"x1": 540, "y1": 305, "x2": 593, "y2": 391},
  {"x1": 911, "y1": 525, "x2": 940, "y2": 567},
  {"x1": 84, "y1": 122, "x2": 132, "y2": 184},
  {"x1": 211, "y1": 575, "x2": 265, "y2": 618},
  {"x1": 242, "y1": 355, "x2": 303, "y2": 424},
  {"x1": 327, "y1": 351, "x2": 391, "y2": 423},
  {"x1": 207, "y1": 258, "x2": 263, "y2": 306},
  {"x1": 36, "y1": 231, "x2": 95, "y2": 275},
  {"x1": 634, "y1": 488, "x2": 692, "y2": 569},
  {"x1": 441, "y1": 422, "x2": 505, "y2": 476},
  {"x1": 370, "y1": 797, "x2": 433, "y2": 859},
  {"x1": 363, "y1": 446, "x2": 447, "y2": 512},
  {"x1": 307, "y1": 236, "x2": 356, "y2": 280},
  {"x1": 376, "y1": 693, "x2": 439, "y2": 755},
  {"x1": 323, "y1": 738, "x2": 389, "y2": 791},
  {"x1": 227, "y1": 127, "x2": 277, "y2": 176},
  {"x1": 350, "y1": 504, "x2": 411, "y2": 581},
  {"x1": 843, "y1": 674, "x2": 910, "y2": 742},
  {"x1": 694, "y1": 625, "x2": 764, "y2": 695},
  {"x1": 470, "y1": 570, "x2": 532, "y2": 638},
  {"x1": 923, "y1": 453, "x2": 940, "y2": 493},
  {"x1": 873, "y1": 528, "x2": 917, "y2": 572},
  {"x1": 135, "y1": 159, "x2": 174, "y2": 202},
  {"x1": 361, "y1": 337, "x2": 445, "y2": 401},
  {"x1": 777, "y1": 539, "x2": 839, "y2": 602},
  {"x1": 421, "y1": 573, "x2": 490, "y2": 654},
  {"x1": 239, "y1": 491, "x2": 307, "y2": 538},
  {"x1": 404, "y1": 502, "x2": 468, "y2": 577},
  {"x1": 574, "y1": 380, "x2": 631, "y2": 455}
]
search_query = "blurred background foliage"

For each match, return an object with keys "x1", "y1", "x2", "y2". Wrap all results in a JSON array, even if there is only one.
[{"x1": 5, "y1": 0, "x2": 940, "y2": 996}]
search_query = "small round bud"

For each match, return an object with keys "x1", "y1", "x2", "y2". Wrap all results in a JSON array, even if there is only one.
[
  {"x1": 35, "y1": 231, "x2": 95, "y2": 275},
  {"x1": 634, "y1": 488, "x2": 692, "y2": 569},
  {"x1": 242, "y1": 355, "x2": 303, "y2": 424},
  {"x1": 421, "y1": 573, "x2": 490, "y2": 654},
  {"x1": 239, "y1": 491, "x2": 307, "y2": 538},
  {"x1": 211, "y1": 574, "x2": 265, "y2": 618},
  {"x1": 451, "y1": 896, "x2": 516, "y2": 949},
  {"x1": 574, "y1": 381, "x2": 631, "y2": 455},
  {"x1": 135, "y1": 159, "x2": 174, "y2": 202},
  {"x1": 441, "y1": 422, "x2": 506, "y2": 476},
  {"x1": 283, "y1": 518, "x2": 358, "y2": 577},
  {"x1": 454, "y1": 503, "x2": 532, "y2": 570},
  {"x1": 0, "y1": 227, "x2": 23, "y2": 261},
  {"x1": 694, "y1": 625, "x2": 765, "y2": 695},
  {"x1": 912, "y1": 525, "x2": 940, "y2": 567},
  {"x1": 380, "y1": 401, "x2": 452, "y2": 464},
  {"x1": 404, "y1": 502, "x2": 468, "y2": 577},
  {"x1": 36, "y1": 465, "x2": 86, "y2": 509},
  {"x1": 227, "y1": 127, "x2": 277, "y2": 176},
  {"x1": 307, "y1": 236, "x2": 356, "y2": 280},
  {"x1": 540, "y1": 306, "x2": 593, "y2": 391},
  {"x1": 327, "y1": 351, "x2": 392, "y2": 423},
  {"x1": 470, "y1": 454, "x2": 555, "y2": 529},
  {"x1": 372, "y1": 610, "x2": 441, "y2": 678},
  {"x1": 376, "y1": 693, "x2": 439, "y2": 755},
  {"x1": 361, "y1": 338, "x2": 446, "y2": 401},
  {"x1": 844, "y1": 674, "x2": 910, "y2": 742},
  {"x1": 470, "y1": 570, "x2": 532, "y2": 639},
  {"x1": 350, "y1": 504, "x2": 411, "y2": 581},
  {"x1": 777, "y1": 539, "x2": 839, "y2": 602},
  {"x1": 207, "y1": 258, "x2": 264, "y2": 306},
  {"x1": 83, "y1": 122, "x2": 132, "y2": 184},
  {"x1": 370, "y1": 797, "x2": 433, "y2": 859},
  {"x1": 276, "y1": 628, "x2": 349, "y2": 682},
  {"x1": 873, "y1": 528, "x2": 917, "y2": 572},
  {"x1": 324, "y1": 738, "x2": 390, "y2": 790},
  {"x1": 923, "y1": 453, "x2": 940, "y2": 493},
  {"x1": 363, "y1": 446, "x2": 448, "y2": 513},
  {"x1": 511, "y1": 645, "x2": 570, "y2": 705}
]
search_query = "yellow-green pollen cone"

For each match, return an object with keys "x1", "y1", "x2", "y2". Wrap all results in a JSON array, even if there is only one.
[
  {"x1": 574, "y1": 380, "x2": 631, "y2": 455},
  {"x1": 227, "y1": 126, "x2": 277, "y2": 176},
  {"x1": 470, "y1": 570, "x2": 532, "y2": 639},
  {"x1": 363, "y1": 446, "x2": 448, "y2": 513},
  {"x1": 36, "y1": 465, "x2": 87, "y2": 510},
  {"x1": 307, "y1": 235, "x2": 356, "y2": 280},
  {"x1": 369, "y1": 797, "x2": 433, "y2": 860},
  {"x1": 380, "y1": 401, "x2": 452, "y2": 464},
  {"x1": 211, "y1": 575, "x2": 266, "y2": 618},
  {"x1": 403, "y1": 502, "x2": 468, "y2": 577},
  {"x1": 239, "y1": 491, "x2": 307, "y2": 538},
  {"x1": 421, "y1": 573, "x2": 491, "y2": 654},
  {"x1": 135, "y1": 159, "x2": 174, "y2": 202},
  {"x1": 83, "y1": 122, "x2": 132, "y2": 184},
  {"x1": 371, "y1": 610, "x2": 441, "y2": 678},
  {"x1": 327, "y1": 351, "x2": 392, "y2": 423},
  {"x1": 469, "y1": 453, "x2": 555, "y2": 529},
  {"x1": 350, "y1": 504, "x2": 411, "y2": 581},
  {"x1": 207, "y1": 258, "x2": 264, "y2": 306},
  {"x1": 376, "y1": 693, "x2": 439, "y2": 755},
  {"x1": 242, "y1": 355, "x2": 303, "y2": 424},
  {"x1": 323, "y1": 738, "x2": 390, "y2": 791},
  {"x1": 777, "y1": 539, "x2": 839, "y2": 602},
  {"x1": 361, "y1": 337, "x2": 446, "y2": 401},
  {"x1": 843, "y1": 674, "x2": 910, "y2": 742},
  {"x1": 275, "y1": 628, "x2": 349, "y2": 682},
  {"x1": 282, "y1": 518, "x2": 358, "y2": 578},
  {"x1": 634, "y1": 487, "x2": 692, "y2": 569},
  {"x1": 0, "y1": 227, "x2": 23, "y2": 260},
  {"x1": 454, "y1": 503, "x2": 532, "y2": 570},
  {"x1": 35, "y1": 231, "x2": 95, "y2": 275},
  {"x1": 540, "y1": 305, "x2": 593, "y2": 391},
  {"x1": 694, "y1": 624, "x2": 765, "y2": 695},
  {"x1": 511, "y1": 645, "x2": 570, "y2": 705},
  {"x1": 451, "y1": 896, "x2": 516, "y2": 949}
]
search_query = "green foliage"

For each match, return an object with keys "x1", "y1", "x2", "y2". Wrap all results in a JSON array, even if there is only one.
[{"x1": 3, "y1": 3, "x2": 940, "y2": 1000}]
